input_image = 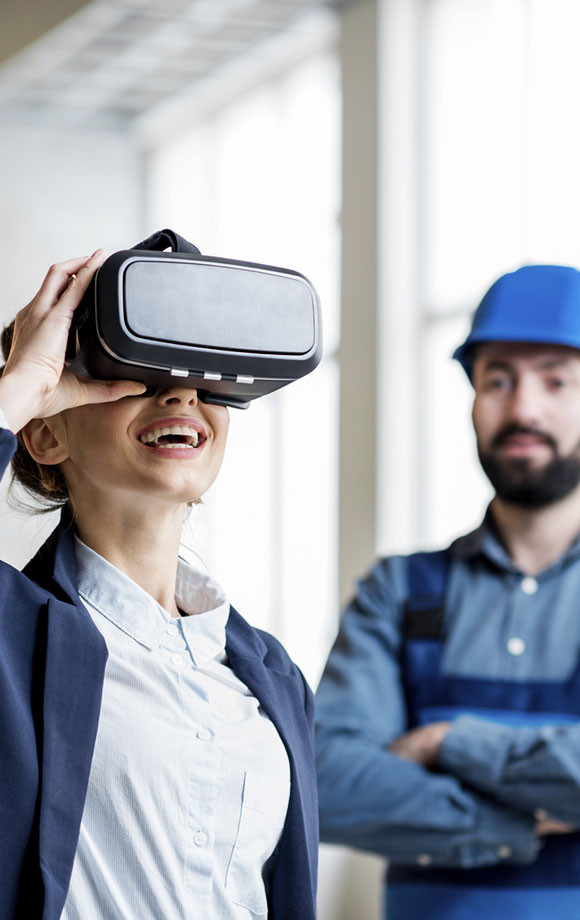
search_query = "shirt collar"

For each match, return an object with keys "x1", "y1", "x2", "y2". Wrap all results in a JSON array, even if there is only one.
[
  {"x1": 175, "y1": 560, "x2": 230, "y2": 665},
  {"x1": 452, "y1": 504, "x2": 580, "y2": 574},
  {"x1": 74, "y1": 537, "x2": 230, "y2": 663}
]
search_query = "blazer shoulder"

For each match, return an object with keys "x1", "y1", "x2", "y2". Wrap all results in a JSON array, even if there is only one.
[
  {"x1": 0, "y1": 510, "x2": 77, "y2": 622},
  {"x1": 256, "y1": 625, "x2": 302, "y2": 674},
  {"x1": 226, "y1": 606, "x2": 307, "y2": 680}
]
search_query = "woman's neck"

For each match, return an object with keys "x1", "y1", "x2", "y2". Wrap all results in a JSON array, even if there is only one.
[{"x1": 71, "y1": 494, "x2": 184, "y2": 617}]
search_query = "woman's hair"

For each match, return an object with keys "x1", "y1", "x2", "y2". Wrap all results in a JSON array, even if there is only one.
[{"x1": 1, "y1": 320, "x2": 69, "y2": 513}]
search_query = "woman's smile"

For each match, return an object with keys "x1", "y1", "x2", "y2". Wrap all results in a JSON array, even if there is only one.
[{"x1": 136, "y1": 415, "x2": 208, "y2": 458}]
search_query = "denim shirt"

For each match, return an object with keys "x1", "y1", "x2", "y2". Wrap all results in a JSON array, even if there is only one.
[{"x1": 315, "y1": 514, "x2": 580, "y2": 869}]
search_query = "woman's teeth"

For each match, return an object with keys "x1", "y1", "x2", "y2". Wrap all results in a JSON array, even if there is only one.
[{"x1": 139, "y1": 425, "x2": 200, "y2": 448}]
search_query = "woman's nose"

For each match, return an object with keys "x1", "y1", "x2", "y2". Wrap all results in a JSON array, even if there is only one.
[{"x1": 155, "y1": 386, "x2": 199, "y2": 408}]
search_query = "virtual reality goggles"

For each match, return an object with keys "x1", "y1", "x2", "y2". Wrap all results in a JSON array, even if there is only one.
[{"x1": 66, "y1": 228, "x2": 322, "y2": 409}]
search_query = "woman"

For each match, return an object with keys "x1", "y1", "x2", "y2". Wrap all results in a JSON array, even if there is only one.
[{"x1": 0, "y1": 249, "x2": 318, "y2": 920}]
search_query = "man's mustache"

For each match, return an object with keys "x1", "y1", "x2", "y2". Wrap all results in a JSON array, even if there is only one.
[{"x1": 491, "y1": 424, "x2": 558, "y2": 452}]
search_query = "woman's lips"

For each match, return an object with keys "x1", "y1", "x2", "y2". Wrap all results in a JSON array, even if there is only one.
[{"x1": 136, "y1": 417, "x2": 208, "y2": 458}]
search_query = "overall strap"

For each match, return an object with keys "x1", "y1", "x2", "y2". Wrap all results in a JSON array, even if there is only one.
[{"x1": 404, "y1": 549, "x2": 450, "y2": 641}]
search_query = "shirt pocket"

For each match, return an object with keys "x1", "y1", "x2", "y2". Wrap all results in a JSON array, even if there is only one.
[{"x1": 226, "y1": 770, "x2": 289, "y2": 916}]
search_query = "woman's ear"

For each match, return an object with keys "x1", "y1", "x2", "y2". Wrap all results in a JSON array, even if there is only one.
[{"x1": 22, "y1": 417, "x2": 70, "y2": 466}]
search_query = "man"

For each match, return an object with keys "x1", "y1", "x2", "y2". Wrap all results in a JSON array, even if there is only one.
[{"x1": 316, "y1": 264, "x2": 580, "y2": 920}]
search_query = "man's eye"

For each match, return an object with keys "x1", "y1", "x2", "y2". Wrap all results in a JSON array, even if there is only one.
[
  {"x1": 548, "y1": 377, "x2": 566, "y2": 389},
  {"x1": 485, "y1": 377, "x2": 510, "y2": 390}
]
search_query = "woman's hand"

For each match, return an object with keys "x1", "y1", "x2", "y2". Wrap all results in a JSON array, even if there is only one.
[{"x1": 0, "y1": 250, "x2": 146, "y2": 433}]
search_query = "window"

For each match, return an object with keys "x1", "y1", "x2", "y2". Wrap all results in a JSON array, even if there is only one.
[
  {"x1": 417, "y1": 0, "x2": 580, "y2": 546},
  {"x1": 147, "y1": 51, "x2": 340, "y2": 683}
]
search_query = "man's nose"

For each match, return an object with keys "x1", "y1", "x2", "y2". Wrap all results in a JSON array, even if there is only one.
[{"x1": 507, "y1": 377, "x2": 542, "y2": 424}]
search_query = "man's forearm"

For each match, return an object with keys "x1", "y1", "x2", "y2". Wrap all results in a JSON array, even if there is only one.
[
  {"x1": 316, "y1": 730, "x2": 539, "y2": 868},
  {"x1": 438, "y1": 717, "x2": 580, "y2": 824}
]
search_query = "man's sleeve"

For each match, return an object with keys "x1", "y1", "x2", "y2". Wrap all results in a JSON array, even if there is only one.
[
  {"x1": 439, "y1": 716, "x2": 580, "y2": 824},
  {"x1": 315, "y1": 558, "x2": 539, "y2": 868}
]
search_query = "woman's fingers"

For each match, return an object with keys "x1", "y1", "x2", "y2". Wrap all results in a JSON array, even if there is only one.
[
  {"x1": 75, "y1": 377, "x2": 147, "y2": 407},
  {"x1": 34, "y1": 255, "x2": 93, "y2": 309},
  {"x1": 0, "y1": 250, "x2": 112, "y2": 427},
  {"x1": 45, "y1": 249, "x2": 106, "y2": 318},
  {"x1": 37, "y1": 369, "x2": 147, "y2": 419},
  {"x1": 31, "y1": 249, "x2": 106, "y2": 319},
  {"x1": 7, "y1": 249, "x2": 106, "y2": 367}
]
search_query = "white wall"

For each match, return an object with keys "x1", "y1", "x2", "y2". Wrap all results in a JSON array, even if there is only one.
[{"x1": 0, "y1": 125, "x2": 144, "y2": 566}]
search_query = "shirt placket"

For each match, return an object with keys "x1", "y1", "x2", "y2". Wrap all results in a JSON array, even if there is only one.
[
  {"x1": 162, "y1": 619, "x2": 218, "y2": 919},
  {"x1": 503, "y1": 572, "x2": 540, "y2": 676}
]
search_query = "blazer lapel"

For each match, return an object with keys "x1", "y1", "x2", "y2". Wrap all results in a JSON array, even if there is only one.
[
  {"x1": 225, "y1": 608, "x2": 318, "y2": 919},
  {"x1": 39, "y1": 598, "x2": 107, "y2": 918},
  {"x1": 25, "y1": 511, "x2": 109, "y2": 918},
  {"x1": 225, "y1": 606, "x2": 311, "y2": 761}
]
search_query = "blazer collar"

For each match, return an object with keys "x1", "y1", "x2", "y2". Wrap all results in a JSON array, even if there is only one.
[
  {"x1": 225, "y1": 606, "x2": 269, "y2": 662},
  {"x1": 24, "y1": 510, "x2": 299, "y2": 731},
  {"x1": 23, "y1": 505, "x2": 81, "y2": 605},
  {"x1": 25, "y1": 513, "x2": 291, "y2": 683}
]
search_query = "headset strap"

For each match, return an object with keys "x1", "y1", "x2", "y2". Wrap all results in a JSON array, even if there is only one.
[{"x1": 131, "y1": 228, "x2": 201, "y2": 255}]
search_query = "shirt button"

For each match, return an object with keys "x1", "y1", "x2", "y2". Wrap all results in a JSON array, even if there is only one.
[
  {"x1": 416, "y1": 853, "x2": 433, "y2": 866},
  {"x1": 521, "y1": 576, "x2": 538, "y2": 595},
  {"x1": 194, "y1": 830, "x2": 208, "y2": 847},
  {"x1": 196, "y1": 728, "x2": 212, "y2": 741},
  {"x1": 170, "y1": 654, "x2": 184, "y2": 667},
  {"x1": 507, "y1": 637, "x2": 526, "y2": 656},
  {"x1": 497, "y1": 845, "x2": 512, "y2": 859},
  {"x1": 168, "y1": 620, "x2": 180, "y2": 633}
]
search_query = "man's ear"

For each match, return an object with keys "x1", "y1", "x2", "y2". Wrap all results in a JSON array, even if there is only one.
[{"x1": 21, "y1": 418, "x2": 70, "y2": 466}]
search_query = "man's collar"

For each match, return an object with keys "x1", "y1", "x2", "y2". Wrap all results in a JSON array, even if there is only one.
[{"x1": 452, "y1": 504, "x2": 580, "y2": 573}]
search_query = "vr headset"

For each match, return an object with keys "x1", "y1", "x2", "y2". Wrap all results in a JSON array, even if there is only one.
[{"x1": 66, "y1": 228, "x2": 322, "y2": 409}]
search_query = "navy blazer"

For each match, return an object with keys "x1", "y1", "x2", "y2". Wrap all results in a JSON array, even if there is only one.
[{"x1": 0, "y1": 430, "x2": 318, "y2": 920}]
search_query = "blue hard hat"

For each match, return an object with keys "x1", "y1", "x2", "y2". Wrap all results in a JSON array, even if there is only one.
[{"x1": 453, "y1": 264, "x2": 580, "y2": 380}]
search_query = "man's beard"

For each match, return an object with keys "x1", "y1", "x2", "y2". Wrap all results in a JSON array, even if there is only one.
[{"x1": 478, "y1": 424, "x2": 580, "y2": 508}]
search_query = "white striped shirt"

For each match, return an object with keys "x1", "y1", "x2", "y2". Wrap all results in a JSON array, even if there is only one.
[{"x1": 61, "y1": 538, "x2": 290, "y2": 920}]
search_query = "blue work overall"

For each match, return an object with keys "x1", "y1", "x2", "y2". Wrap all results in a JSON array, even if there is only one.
[{"x1": 386, "y1": 551, "x2": 580, "y2": 920}]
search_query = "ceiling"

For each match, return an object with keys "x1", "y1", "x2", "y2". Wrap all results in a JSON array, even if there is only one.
[{"x1": 0, "y1": 0, "x2": 348, "y2": 132}]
